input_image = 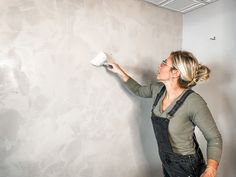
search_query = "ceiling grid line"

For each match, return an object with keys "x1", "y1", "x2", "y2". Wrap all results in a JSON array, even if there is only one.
[{"x1": 145, "y1": 0, "x2": 219, "y2": 13}]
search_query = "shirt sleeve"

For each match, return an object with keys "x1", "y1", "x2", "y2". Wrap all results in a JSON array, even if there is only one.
[
  {"x1": 189, "y1": 94, "x2": 223, "y2": 163},
  {"x1": 123, "y1": 77, "x2": 162, "y2": 98}
]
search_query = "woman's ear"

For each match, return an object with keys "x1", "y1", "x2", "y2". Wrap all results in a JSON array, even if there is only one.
[{"x1": 171, "y1": 69, "x2": 181, "y2": 78}]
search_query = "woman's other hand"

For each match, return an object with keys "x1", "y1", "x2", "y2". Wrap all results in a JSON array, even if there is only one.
[
  {"x1": 200, "y1": 160, "x2": 218, "y2": 177},
  {"x1": 200, "y1": 166, "x2": 217, "y2": 177}
]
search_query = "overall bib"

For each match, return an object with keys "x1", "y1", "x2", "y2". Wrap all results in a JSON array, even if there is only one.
[{"x1": 151, "y1": 86, "x2": 206, "y2": 177}]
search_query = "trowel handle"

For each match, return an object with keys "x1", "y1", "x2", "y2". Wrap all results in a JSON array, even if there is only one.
[{"x1": 103, "y1": 63, "x2": 113, "y2": 69}]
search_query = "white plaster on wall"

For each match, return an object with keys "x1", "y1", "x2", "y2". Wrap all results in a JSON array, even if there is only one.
[{"x1": 0, "y1": 0, "x2": 182, "y2": 176}]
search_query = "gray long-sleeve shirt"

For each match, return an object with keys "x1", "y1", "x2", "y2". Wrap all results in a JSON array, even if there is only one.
[{"x1": 124, "y1": 77, "x2": 222, "y2": 163}]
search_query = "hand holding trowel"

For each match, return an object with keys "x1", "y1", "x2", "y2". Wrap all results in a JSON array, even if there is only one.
[{"x1": 90, "y1": 52, "x2": 129, "y2": 81}]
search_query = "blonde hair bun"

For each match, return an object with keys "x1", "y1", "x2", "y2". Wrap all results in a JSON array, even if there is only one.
[{"x1": 171, "y1": 50, "x2": 211, "y2": 88}]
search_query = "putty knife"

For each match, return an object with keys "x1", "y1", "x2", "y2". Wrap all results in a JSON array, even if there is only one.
[{"x1": 90, "y1": 52, "x2": 113, "y2": 69}]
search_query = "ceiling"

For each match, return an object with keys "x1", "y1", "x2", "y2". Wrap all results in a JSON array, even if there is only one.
[{"x1": 144, "y1": 0, "x2": 219, "y2": 13}]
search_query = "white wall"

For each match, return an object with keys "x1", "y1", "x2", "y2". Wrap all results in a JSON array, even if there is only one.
[
  {"x1": 0, "y1": 0, "x2": 182, "y2": 177},
  {"x1": 183, "y1": 0, "x2": 236, "y2": 176}
]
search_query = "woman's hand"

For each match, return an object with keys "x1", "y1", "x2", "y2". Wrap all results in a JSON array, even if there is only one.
[
  {"x1": 106, "y1": 62, "x2": 122, "y2": 74},
  {"x1": 105, "y1": 54, "x2": 120, "y2": 72},
  {"x1": 105, "y1": 54, "x2": 129, "y2": 81},
  {"x1": 200, "y1": 166, "x2": 217, "y2": 177},
  {"x1": 200, "y1": 160, "x2": 218, "y2": 177}
]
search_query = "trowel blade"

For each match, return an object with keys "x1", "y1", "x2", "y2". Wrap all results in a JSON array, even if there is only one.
[{"x1": 90, "y1": 52, "x2": 107, "y2": 66}]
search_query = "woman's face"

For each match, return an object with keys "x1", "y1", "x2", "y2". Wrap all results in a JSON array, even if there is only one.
[{"x1": 156, "y1": 56, "x2": 174, "y2": 81}]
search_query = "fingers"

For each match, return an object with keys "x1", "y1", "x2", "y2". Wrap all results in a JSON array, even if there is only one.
[
  {"x1": 200, "y1": 168, "x2": 216, "y2": 177},
  {"x1": 104, "y1": 52, "x2": 122, "y2": 73},
  {"x1": 107, "y1": 62, "x2": 117, "y2": 72}
]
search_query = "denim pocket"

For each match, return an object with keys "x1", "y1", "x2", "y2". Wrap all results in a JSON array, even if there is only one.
[{"x1": 172, "y1": 161, "x2": 196, "y2": 177}]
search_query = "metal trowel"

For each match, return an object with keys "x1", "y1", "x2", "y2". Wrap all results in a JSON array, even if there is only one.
[{"x1": 90, "y1": 52, "x2": 113, "y2": 69}]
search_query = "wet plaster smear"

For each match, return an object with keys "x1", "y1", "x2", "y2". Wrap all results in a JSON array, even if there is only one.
[{"x1": 0, "y1": 0, "x2": 182, "y2": 177}]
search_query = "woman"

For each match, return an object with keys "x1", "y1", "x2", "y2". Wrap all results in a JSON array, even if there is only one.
[{"x1": 107, "y1": 50, "x2": 222, "y2": 177}]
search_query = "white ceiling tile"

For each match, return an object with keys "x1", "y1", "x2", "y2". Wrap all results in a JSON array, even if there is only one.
[
  {"x1": 163, "y1": 0, "x2": 197, "y2": 10},
  {"x1": 181, "y1": 2, "x2": 205, "y2": 13},
  {"x1": 144, "y1": 0, "x2": 219, "y2": 13},
  {"x1": 144, "y1": 0, "x2": 168, "y2": 6}
]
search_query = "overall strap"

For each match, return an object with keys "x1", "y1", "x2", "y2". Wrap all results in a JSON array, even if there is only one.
[
  {"x1": 152, "y1": 86, "x2": 166, "y2": 111},
  {"x1": 167, "y1": 89, "x2": 194, "y2": 118}
]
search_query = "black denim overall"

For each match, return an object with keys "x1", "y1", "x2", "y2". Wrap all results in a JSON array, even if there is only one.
[{"x1": 151, "y1": 86, "x2": 206, "y2": 177}]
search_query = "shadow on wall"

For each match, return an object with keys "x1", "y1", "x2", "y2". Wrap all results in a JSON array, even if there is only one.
[
  {"x1": 194, "y1": 62, "x2": 236, "y2": 177},
  {"x1": 134, "y1": 68, "x2": 164, "y2": 177},
  {"x1": 106, "y1": 62, "x2": 164, "y2": 177}
]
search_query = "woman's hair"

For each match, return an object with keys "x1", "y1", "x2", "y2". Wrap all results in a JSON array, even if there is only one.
[{"x1": 170, "y1": 50, "x2": 210, "y2": 88}]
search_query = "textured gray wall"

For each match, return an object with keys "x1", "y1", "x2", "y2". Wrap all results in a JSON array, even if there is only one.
[{"x1": 0, "y1": 0, "x2": 182, "y2": 177}]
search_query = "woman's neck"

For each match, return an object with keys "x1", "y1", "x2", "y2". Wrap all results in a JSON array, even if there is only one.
[{"x1": 164, "y1": 83, "x2": 185, "y2": 101}]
